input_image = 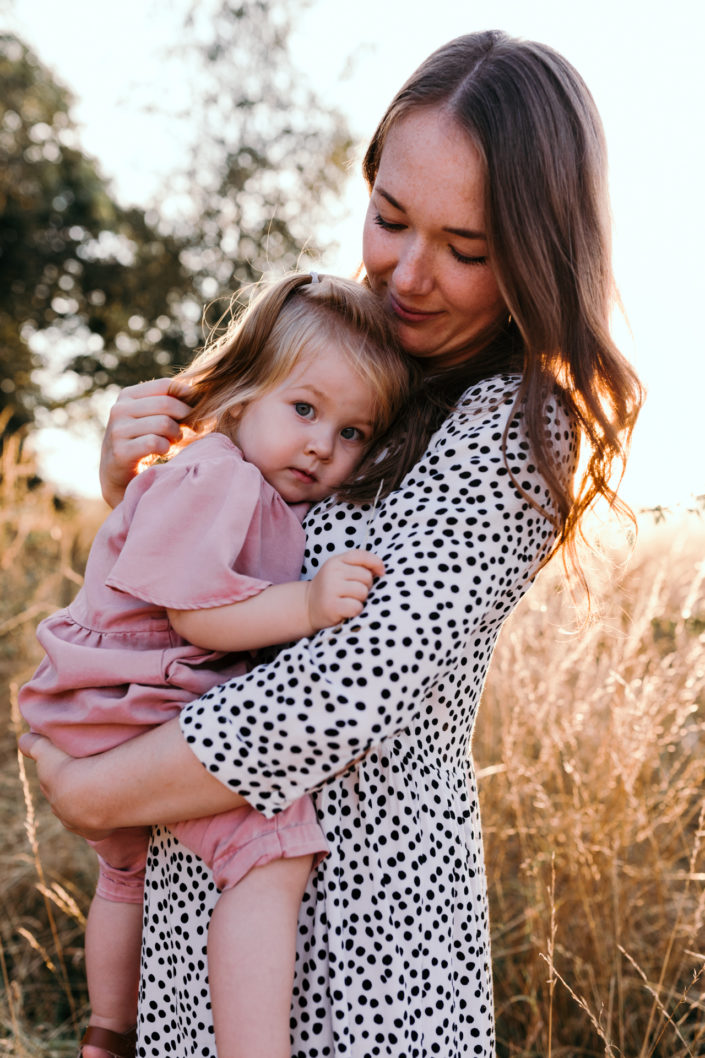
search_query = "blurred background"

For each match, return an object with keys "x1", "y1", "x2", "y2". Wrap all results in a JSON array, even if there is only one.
[
  {"x1": 1, "y1": 0, "x2": 703, "y2": 507},
  {"x1": 1, "y1": 5, "x2": 704, "y2": 1055}
]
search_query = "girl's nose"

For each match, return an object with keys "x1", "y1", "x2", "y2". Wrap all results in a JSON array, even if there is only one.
[
  {"x1": 392, "y1": 238, "x2": 434, "y2": 297},
  {"x1": 305, "y1": 426, "x2": 334, "y2": 460}
]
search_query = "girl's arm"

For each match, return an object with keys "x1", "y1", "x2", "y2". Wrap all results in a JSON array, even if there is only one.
[
  {"x1": 168, "y1": 550, "x2": 384, "y2": 652},
  {"x1": 100, "y1": 378, "x2": 192, "y2": 508},
  {"x1": 19, "y1": 552, "x2": 385, "y2": 835}
]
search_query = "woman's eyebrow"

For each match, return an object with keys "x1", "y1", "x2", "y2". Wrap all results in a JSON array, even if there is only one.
[
  {"x1": 443, "y1": 225, "x2": 487, "y2": 240},
  {"x1": 376, "y1": 188, "x2": 486, "y2": 240},
  {"x1": 376, "y1": 187, "x2": 406, "y2": 212}
]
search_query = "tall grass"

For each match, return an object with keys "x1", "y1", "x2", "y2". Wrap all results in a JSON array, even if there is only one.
[
  {"x1": 475, "y1": 519, "x2": 705, "y2": 1056},
  {"x1": 1, "y1": 440, "x2": 703, "y2": 1055},
  {"x1": 0, "y1": 438, "x2": 100, "y2": 1055}
]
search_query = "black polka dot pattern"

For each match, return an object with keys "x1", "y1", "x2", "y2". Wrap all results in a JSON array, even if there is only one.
[{"x1": 138, "y1": 375, "x2": 576, "y2": 1056}]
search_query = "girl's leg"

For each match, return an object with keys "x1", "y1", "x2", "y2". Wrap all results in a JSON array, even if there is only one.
[
  {"x1": 81, "y1": 895, "x2": 142, "y2": 1058},
  {"x1": 208, "y1": 854, "x2": 313, "y2": 1058}
]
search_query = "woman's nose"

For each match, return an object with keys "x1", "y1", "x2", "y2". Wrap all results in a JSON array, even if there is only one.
[{"x1": 393, "y1": 238, "x2": 433, "y2": 296}]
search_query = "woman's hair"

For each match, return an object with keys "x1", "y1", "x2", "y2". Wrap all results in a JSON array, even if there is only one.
[
  {"x1": 359, "y1": 31, "x2": 644, "y2": 580},
  {"x1": 173, "y1": 272, "x2": 415, "y2": 501}
]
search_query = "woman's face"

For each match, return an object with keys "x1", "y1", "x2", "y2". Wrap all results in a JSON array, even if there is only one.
[{"x1": 362, "y1": 107, "x2": 506, "y2": 368}]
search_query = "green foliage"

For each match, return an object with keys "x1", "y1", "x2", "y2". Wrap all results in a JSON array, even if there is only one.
[
  {"x1": 1, "y1": 1, "x2": 354, "y2": 438},
  {"x1": 168, "y1": 0, "x2": 354, "y2": 311},
  {"x1": 0, "y1": 33, "x2": 192, "y2": 436}
]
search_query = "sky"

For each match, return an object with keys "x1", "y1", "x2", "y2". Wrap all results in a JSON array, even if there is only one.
[{"x1": 4, "y1": 0, "x2": 705, "y2": 509}]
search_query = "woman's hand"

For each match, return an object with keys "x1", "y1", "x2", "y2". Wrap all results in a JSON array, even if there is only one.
[
  {"x1": 100, "y1": 378, "x2": 193, "y2": 508},
  {"x1": 19, "y1": 719, "x2": 249, "y2": 832},
  {"x1": 19, "y1": 733, "x2": 117, "y2": 840}
]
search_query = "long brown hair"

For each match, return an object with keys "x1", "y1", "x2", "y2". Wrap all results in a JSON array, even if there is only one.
[{"x1": 356, "y1": 31, "x2": 644, "y2": 580}]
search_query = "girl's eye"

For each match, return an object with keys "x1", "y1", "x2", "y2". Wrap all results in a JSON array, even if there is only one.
[
  {"x1": 450, "y1": 246, "x2": 488, "y2": 266},
  {"x1": 340, "y1": 426, "x2": 363, "y2": 442},
  {"x1": 374, "y1": 213, "x2": 405, "y2": 232},
  {"x1": 294, "y1": 402, "x2": 315, "y2": 419}
]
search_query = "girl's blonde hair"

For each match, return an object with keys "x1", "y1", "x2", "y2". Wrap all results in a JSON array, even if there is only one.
[
  {"x1": 361, "y1": 31, "x2": 644, "y2": 583},
  {"x1": 173, "y1": 272, "x2": 415, "y2": 500}
]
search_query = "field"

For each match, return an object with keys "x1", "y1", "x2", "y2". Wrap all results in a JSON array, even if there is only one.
[{"x1": 1, "y1": 443, "x2": 703, "y2": 1056}]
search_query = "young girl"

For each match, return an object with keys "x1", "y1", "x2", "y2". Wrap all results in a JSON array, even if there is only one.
[{"x1": 19, "y1": 272, "x2": 413, "y2": 1058}]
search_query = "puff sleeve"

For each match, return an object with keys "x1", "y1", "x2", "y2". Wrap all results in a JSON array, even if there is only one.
[{"x1": 105, "y1": 435, "x2": 305, "y2": 611}]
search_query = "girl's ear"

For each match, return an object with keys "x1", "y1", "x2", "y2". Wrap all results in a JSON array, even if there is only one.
[{"x1": 219, "y1": 402, "x2": 245, "y2": 444}]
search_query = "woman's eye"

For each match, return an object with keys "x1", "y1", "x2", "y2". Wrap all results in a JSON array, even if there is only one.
[
  {"x1": 374, "y1": 213, "x2": 405, "y2": 232},
  {"x1": 294, "y1": 402, "x2": 315, "y2": 418},
  {"x1": 450, "y1": 246, "x2": 488, "y2": 266},
  {"x1": 340, "y1": 426, "x2": 363, "y2": 442}
]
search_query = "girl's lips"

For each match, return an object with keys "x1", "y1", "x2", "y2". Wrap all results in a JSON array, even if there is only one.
[
  {"x1": 290, "y1": 467, "x2": 316, "y2": 484},
  {"x1": 389, "y1": 292, "x2": 442, "y2": 324}
]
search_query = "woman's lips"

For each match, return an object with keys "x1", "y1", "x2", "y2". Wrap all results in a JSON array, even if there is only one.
[{"x1": 389, "y1": 292, "x2": 442, "y2": 324}]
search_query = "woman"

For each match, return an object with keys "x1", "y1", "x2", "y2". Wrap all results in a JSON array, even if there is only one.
[{"x1": 23, "y1": 31, "x2": 642, "y2": 1058}]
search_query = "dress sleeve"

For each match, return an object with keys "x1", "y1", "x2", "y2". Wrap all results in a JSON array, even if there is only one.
[
  {"x1": 105, "y1": 451, "x2": 278, "y2": 610},
  {"x1": 179, "y1": 379, "x2": 577, "y2": 814}
]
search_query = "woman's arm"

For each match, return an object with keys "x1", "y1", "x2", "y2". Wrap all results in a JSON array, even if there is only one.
[
  {"x1": 168, "y1": 550, "x2": 385, "y2": 651},
  {"x1": 23, "y1": 380, "x2": 571, "y2": 832},
  {"x1": 100, "y1": 378, "x2": 193, "y2": 508},
  {"x1": 19, "y1": 717, "x2": 246, "y2": 835},
  {"x1": 177, "y1": 381, "x2": 574, "y2": 817}
]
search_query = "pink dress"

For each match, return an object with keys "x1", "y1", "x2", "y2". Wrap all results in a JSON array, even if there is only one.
[{"x1": 19, "y1": 433, "x2": 327, "y2": 901}]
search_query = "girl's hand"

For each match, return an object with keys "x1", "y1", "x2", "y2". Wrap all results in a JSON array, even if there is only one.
[
  {"x1": 18, "y1": 733, "x2": 116, "y2": 841},
  {"x1": 99, "y1": 378, "x2": 193, "y2": 508},
  {"x1": 307, "y1": 550, "x2": 385, "y2": 631}
]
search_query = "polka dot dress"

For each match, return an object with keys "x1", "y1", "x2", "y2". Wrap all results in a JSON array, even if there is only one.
[{"x1": 138, "y1": 375, "x2": 575, "y2": 1056}]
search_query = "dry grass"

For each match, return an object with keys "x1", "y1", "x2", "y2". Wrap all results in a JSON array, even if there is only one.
[
  {"x1": 0, "y1": 439, "x2": 703, "y2": 1055},
  {"x1": 0, "y1": 438, "x2": 102, "y2": 1055},
  {"x1": 475, "y1": 517, "x2": 705, "y2": 1056}
]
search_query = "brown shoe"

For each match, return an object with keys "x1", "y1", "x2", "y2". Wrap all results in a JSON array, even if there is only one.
[{"x1": 79, "y1": 1025, "x2": 137, "y2": 1058}]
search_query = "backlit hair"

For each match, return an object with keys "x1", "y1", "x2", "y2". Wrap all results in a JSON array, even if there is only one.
[
  {"x1": 173, "y1": 273, "x2": 415, "y2": 501},
  {"x1": 361, "y1": 31, "x2": 644, "y2": 583}
]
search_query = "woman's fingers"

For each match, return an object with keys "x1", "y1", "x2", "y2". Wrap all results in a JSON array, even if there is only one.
[
  {"x1": 18, "y1": 734, "x2": 115, "y2": 840},
  {"x1": 109, "y1": 415, "x2": 181, "y2": 450},
  {"x1": 110, "y1": 388, "x2": 193, "y2": 438},
  {"x1": 18, "y1": 730, "x2": 42, "y2": 760},
  {"x1": 115, "y1": 376, "x2": 190, "y2": 406},
  {"x1": 18, "y1": 732, "x2": 68, "y2": 785},
  {"x1": 18, "y1": 732, "x2": 68, "y2": 806},
  {"x1": 167, "y1": 378, "x2": 194, "y2": 401},
  {"x1": 100, "y1": 379, "x2": 193, "y2": 507}
]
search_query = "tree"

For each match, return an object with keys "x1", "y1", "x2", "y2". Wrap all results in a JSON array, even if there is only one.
[
  {"x1": 68, "y1": 0, "x2": 354, "y2": 389},
  {"x1": 162, "y1": 0, "x2": 354, "y2": 310},
  {"x1": 0, "y1": 32, "x2": 194, "y2": 440},
  {"x1": 1, "y1": 1, "x2": 354, "y2": 439}
]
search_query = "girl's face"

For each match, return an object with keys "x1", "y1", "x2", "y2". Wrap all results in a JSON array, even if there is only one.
[
  {"x1": 362, "y1": 107, "x2": 506, "y2": 368},
  {"x1": 231, "y1": 342, "x2": 376, "y2": 504}
]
